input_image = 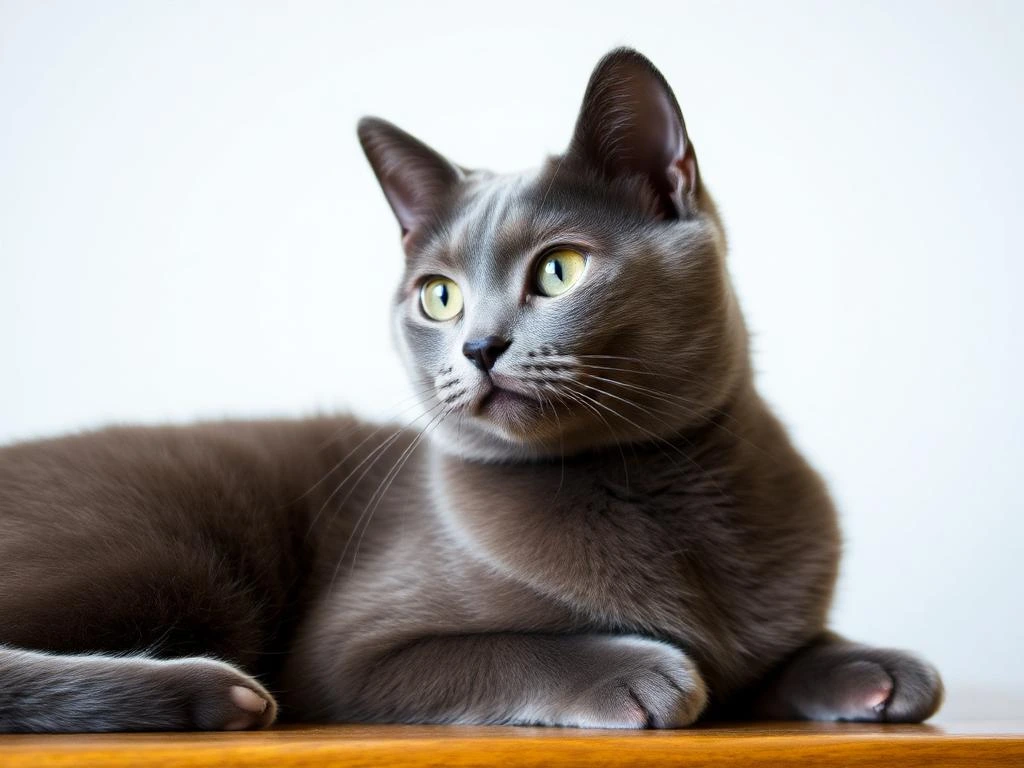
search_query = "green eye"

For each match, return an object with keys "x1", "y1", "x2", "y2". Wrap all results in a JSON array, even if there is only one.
[
  {"x1": 420, "y1": 277, "x2": 464, "y2": 321},
  {"x1": 536, "y1": 249, "x2": 587, "y2": 297}
]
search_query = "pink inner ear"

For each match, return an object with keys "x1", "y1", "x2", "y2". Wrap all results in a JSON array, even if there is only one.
[
  {"x1": 649, "y1": 88, "x2": 697, "y2": 203},
  {"x1": 672, "y1": 145, "x2": 699, "y2": 203}
]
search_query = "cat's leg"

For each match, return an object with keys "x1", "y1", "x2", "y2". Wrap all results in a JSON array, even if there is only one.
[
  {"x1": 332, "y1": 634, "x2": 707, "y2": 728},
  {"x1": 751, "y1": 632, "x2": 943, "y2": 723},
  {"x1": 0, "y1": 646, "x2": 277, "y2": 732}
]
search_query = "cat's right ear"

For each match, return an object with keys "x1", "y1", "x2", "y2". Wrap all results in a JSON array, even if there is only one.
[{"x1": 357, "y1": 117, "x2": 463, "y2": 247}]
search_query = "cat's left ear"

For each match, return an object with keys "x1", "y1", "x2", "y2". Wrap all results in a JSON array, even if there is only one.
[
  {"x1": 566, "y1": 48, "x2": 701, "y2": 219},
  {"x1": 358, "y1": 117, "x2": 464, "y2": 246}
]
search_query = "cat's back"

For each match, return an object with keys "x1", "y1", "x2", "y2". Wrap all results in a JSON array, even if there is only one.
[
  {"x1": 1, "y1": 418, "x2": 347, "y2": 534},
  {"x1": 0, "y1": 416, "x2": 385, "y2": 671}
]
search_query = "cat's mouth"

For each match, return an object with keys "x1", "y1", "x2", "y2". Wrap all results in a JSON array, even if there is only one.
[
  {"x1": 481, "y1": 386, "x2": 535, "y2": 411},
  {"x1": 475, "y1": 377, "x2": 542, "y2": 424}
]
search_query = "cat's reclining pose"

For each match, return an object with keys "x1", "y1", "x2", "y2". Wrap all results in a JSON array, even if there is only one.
[{"x1": 0, "y1": 49, "x2": 942, "y2": 732}]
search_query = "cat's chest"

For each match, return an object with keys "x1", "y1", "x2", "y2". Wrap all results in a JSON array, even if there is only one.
[{"x1": 433, "y1": 451, "x2": 733, "y2": 633}]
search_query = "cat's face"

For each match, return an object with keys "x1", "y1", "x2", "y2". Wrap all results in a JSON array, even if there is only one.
[{"x1": 360, "y1": 49, "x2": 747, "y2": 461}]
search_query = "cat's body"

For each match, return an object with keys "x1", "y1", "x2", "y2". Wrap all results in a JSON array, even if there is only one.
[
  {"x1": 0, "y1": 49, "x2": 942, "y2": 732},
  {"x1": 286, "y1": 387, "x2": 840, "y2": 723}
]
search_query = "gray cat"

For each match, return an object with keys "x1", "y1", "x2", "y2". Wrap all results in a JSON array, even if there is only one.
[{"x1": 0, "y1": 48, "x2": 942, "y2": 732}]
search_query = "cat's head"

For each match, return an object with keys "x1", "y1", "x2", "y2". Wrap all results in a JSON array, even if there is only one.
[{"x1": 359, "y1": 49, "x2": 748, "y2": 461}]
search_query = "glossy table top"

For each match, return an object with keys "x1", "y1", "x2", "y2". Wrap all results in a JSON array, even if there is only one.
[{"x1": 1, "y1": 721, "x2": 1022, "y2": 767}]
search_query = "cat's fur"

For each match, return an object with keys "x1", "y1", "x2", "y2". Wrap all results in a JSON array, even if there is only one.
[{"x1": 0, "y1": 49, "x2": 942, "y2": 732}]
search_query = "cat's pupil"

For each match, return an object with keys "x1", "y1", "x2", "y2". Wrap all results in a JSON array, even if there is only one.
[
  {"x1": 438, "y1": 284, "x2": 449, "y2": 306},
  {"x1": 548, "y1": 259, "x2": 564, "y2": 282}
]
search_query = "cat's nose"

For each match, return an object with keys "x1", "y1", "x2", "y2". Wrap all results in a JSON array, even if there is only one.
[{"x1": 462, "y1": 335, "x2": 511, "y2": 372}]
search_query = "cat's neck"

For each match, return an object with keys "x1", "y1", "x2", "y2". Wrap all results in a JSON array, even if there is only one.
[
  {"x1": 430, "y1": 375, "x2": 776, "y2": 528},
  {"x1": 431, "y1": 368, "x2": 761, "y2": 469}
]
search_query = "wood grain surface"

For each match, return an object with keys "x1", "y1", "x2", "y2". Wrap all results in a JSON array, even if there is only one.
[{"x1": 1, "y1": 722, "x2": 1022, "y2": 768}]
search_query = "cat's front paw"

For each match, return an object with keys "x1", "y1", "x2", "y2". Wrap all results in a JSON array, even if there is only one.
[
  {"x1": 162, "y1": 658, "x2": 278, "y2": 731},
  {"x1": 561, "y1": 637, "x2": 707, "y2": 729}
]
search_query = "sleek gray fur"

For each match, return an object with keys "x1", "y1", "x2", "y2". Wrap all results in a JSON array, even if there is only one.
[{"x1": 0, "y1": 49, "x2": 941, "y2": 732}]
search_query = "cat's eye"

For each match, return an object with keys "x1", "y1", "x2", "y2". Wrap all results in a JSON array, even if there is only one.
[
  {"x1": 420, "y1": 277, "x2": 464, "y2": 321},
  {"x1": 535, "y1": 249, "x2": 587, "y2": 297}
]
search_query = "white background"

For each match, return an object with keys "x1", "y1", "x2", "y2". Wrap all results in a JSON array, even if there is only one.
[{"x1": 1, "y1": 1, "x2": 1021, "y2": 721}]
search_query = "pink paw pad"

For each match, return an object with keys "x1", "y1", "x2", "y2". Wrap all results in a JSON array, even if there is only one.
[
  {"x1": 223, "y1": 686, "x2": 272, "y2": 731},
  {"x1": 831, "y1": 660, "x2": 894, "y2": 719}
]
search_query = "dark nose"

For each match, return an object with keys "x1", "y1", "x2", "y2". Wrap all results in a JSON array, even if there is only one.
[{"x1": 462, "y1": 335, "x2": 511, "y2": 372}]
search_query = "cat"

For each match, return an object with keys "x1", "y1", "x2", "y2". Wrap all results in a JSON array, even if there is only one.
[{"x1": 0, "y1": 48, "x2": 942, "y2": 732}]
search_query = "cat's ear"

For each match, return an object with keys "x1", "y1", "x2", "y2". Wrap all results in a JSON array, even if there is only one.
[
  {"x1": 357, "y1": 117, "x2": 463, "y2": 245},
  {"x1": 566, "y1": 48, "x2": 700, "y2": 219}
]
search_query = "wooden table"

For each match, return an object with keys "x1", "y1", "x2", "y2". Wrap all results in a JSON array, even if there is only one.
[{"x1": 1, "y1": 722, "x2": 1022, "y2": 767}]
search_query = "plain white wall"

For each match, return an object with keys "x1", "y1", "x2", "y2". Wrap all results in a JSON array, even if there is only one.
[{"x1": 1, "y1": 0, "x2": 1021, "y2": 721}]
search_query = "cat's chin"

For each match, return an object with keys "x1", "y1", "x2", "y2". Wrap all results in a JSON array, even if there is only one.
[
  {"x1": 474, "y1": 383, "x2": 546, "y2": 437},
  {"x1": 479, "y1": 386, "x2": 538, "y2": 418}
]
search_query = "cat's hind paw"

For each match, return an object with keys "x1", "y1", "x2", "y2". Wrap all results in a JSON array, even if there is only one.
[{"x1": 767, "y1": 643, "x2": 944, "y2": 724}]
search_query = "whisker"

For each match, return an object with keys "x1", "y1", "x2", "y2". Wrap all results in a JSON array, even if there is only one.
[
  {"x1": 573, "y1": 353, "x2": 657, "y2": 371},
  {"x1": 574, "y1": 369, "x2": 770, "y2": 458},
  {"x1": 573, "y1": 356, "x2": 712, "y2": 383},
  {"x1": 580, "y1": 371, "x2": 710, "y2": 413},
  {"x1": 557, "y1": 386, "x2": 631, "y2": 494},
  {"x1": 571, "y1": 361, "x2": 707, "y2": 383},
  {"x1": 313, "y1": 384, "x2": 436, "y2": 451},
  {"x1": 563, "y1": 382, "x2": 730, "y2": 502},
  {"x1": 332, "y1": 406, "x2": 453, "y2": 588},
  {"x1": 298, "y1": 385, "x2": 437, "y2": 505},
  {"x1": 304, "y1": 399, "x2": 447, "y2": 539},
  {"x1": 522, "y1": 384, "x2": 569, "y2": 504}
]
